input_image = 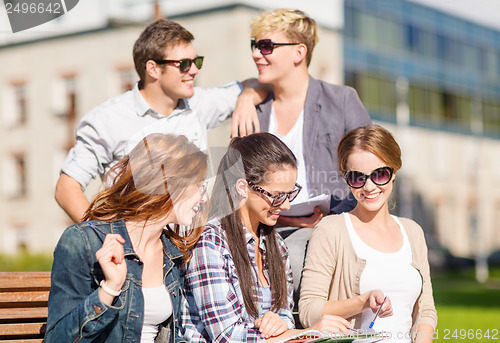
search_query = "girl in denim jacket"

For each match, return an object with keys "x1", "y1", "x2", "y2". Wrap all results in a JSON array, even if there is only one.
[{"x1": 45, "y1": 133, "x2": 208, "y2": 343}]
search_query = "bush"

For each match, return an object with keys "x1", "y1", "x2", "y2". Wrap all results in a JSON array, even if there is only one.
[{"x1": 0, "y1": 250, "x2": 53, "y2": 272}]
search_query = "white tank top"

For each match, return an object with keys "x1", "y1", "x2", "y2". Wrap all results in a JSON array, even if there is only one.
[
  {"x1": 141, "y1": 285, "x2": 173, "y2": 343},
  {"x1": 269, "y1": 107, "x2": 310, "y2": 203},
  {"x1": 344, "y1": 213, "x2": 422, "y2": 343}
]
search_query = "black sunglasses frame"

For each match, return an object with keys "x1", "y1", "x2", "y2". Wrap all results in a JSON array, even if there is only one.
[
  {"x1": 344, "y1": 167, "x2": 394, "y2": 189},
  {"x1": 250, "y1": 39, "x2": 300, "y2": 55},
  {"x1": 153, "y1": 56, "x2": 204, "y2": 73},
  {"x1": 247, "y1": 181, "x2": 302, "y2": 207}
]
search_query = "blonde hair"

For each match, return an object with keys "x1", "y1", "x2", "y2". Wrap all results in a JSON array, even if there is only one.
[
  {"x1": 337, "y1": 125, "x2": 402, "y2": 175},
  {"x1": 250, "y1": 8, "x2": 318, "y2": 66}
]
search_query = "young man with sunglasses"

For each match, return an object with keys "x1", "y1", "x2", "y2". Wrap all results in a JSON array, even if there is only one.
[
  {"x1": 248, "y1": 8, "x2": 372, "y2": 298},
  {"x1": 55, "y1": 19, "x2": 264, "y2": 223}
]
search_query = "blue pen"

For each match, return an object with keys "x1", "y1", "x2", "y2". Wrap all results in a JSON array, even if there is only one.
[
  {"x1": 88, "y1": 221, "x2": 107, "y2": 242},
  {"x1": 369, "y1": 296, "x2": 387, "y2": 329}
]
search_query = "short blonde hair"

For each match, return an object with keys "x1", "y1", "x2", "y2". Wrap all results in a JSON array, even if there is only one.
[{"x1": 250, "y1": 8, "x2": 318, "y2": 66}]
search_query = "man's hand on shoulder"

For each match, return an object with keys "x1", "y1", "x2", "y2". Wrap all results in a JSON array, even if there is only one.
[
  {"x1": 231, "y1": 89, "x2": 260, "y2": 137},
  {"x1": 231, "y1": 79, "x2": 271, "y2": 137}
]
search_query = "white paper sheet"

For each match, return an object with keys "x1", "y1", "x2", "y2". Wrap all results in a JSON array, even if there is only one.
[{"x1": 280, "y1": 193, "x2": 331, "y2": 217}]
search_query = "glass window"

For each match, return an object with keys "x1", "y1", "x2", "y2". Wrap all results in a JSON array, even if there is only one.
[
  {"x1": 483, "y1": 100, "x2": 500, "y2": 135},
  {"x1": 52, "y1": 76, "x2": 77, "y2": 118},
  {"x1": 463, "y1": 44, "x2": 476, "y2": 71},
  {"x1": 118, "y1": 68, "x2": 136, "y2": 92},
  {"x1": 455, "y1": 95, "x2": 471, "y2": 129},
  {"x1": 2, "y1": 154, "x2": 27, "y2": 198},
  {"x1": 477, "y1": 46, "x2": 487, "y2": 73},
  {"x1": 358, "y1": 12, "x2": 378, "y2": 49},
  {"x1": 344, "y1": 4, "x2": 355, "y2": 38},
  {"x1": 405, "y1": 24, "x2": 417, "y2": 53},
  {"x1": 1, "y1": 83, "x2": 27, "y2": 127}
]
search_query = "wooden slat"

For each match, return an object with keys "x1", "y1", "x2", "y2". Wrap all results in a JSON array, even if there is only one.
[
  {"x1": 0, "y1": 308, "x2": 47, "y2": 321},
  {"x1": 0, "y1": 273, "x2": 50, "y2": 341},
  {"x1": 0, "y1": 340, "x2": 43, "y2": 343},
  {"x1": 0, "y1": 292, "x2": 48, "y2": 306},
  {"x1": 0, "y1": 274, "x2": 50, "y2": 291},
  {"x1": 0, "y1": 323, "x2": 45, "y2": 336}
]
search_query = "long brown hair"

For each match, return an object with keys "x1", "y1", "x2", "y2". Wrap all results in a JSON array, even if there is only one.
[
  {"x1": 209, "y1": 133, "x2": 297, "y2": 318},
  {"x1": 83, "y1": 133, "x2": 208, "y2": 261}
]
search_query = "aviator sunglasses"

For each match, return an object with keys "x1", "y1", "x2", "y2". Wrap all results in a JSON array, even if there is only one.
[
  {"x1": 250, "y1": 39, "x2": 300, "y2": 55},
  {"x1": 344, "y1": 166, "x2": 393, "y2": 189},
  {"x1": 153, "y1": 56, "x2": 204, "y2": 73},
  {"x1": 248, "y1": 181, "x2": 302, "y2": 207}
]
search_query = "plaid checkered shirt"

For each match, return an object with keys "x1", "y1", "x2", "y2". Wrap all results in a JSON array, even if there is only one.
[{"x1": 181, "y1": 220, "x2": 295, "y2": 342}]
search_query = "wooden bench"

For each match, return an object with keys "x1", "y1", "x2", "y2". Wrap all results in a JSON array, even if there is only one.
[{"x1": 0, "y1": 272, "x2": 50, "y2": 343}]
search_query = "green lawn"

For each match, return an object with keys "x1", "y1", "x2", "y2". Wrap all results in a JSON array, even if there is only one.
[
  {"x1": 0, "y1": 251, "x2": 53, "y2": 272},
  {"x1": 432, "y1": 267, "x2": 500, "y2": 342}
]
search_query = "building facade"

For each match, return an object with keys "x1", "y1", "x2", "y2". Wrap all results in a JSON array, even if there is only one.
[
  {"x1": 343, "y1": 0, "x2": 500, "y2": 259},
  {"x1": 0, "y1": 3, "x2": 342, "y2": 253}
]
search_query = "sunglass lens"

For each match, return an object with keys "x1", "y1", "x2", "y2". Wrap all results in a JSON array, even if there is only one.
[
  {"x1": 179, "y1": 59, "x2": 190, "y2": 72},
  {"x1": 372, "y1": 167, "x2": 392, "y2": 185},
  {"x1": 194, "y1": 57, "x2": 204, "y2": 70},
  {"x1": 346, "y1": 171, "x2": 366, "y2": 188},
  {"x1": 258, "y1": 40, "x2": 274, "y2": 55}
]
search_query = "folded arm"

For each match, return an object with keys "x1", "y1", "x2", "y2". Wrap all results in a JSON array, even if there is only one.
[{"x1": 55, "y1": 173, "x2": 90, "y2": 223}]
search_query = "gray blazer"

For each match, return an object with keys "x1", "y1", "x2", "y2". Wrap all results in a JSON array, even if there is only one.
[{"x1": 257, "y1": 76, "x2": 371, "y2": 214}]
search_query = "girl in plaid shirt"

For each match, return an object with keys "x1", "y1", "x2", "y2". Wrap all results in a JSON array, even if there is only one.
[{"x1": 182, "y1": 133, "x2": 350, "y2": 342}]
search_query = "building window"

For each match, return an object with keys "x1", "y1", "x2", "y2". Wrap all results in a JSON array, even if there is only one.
[
  {"x1": 2, "y1": 154, "x2": 27, "y2": 198},
  {"x1": 1, "y1": 82, "x2": 27, "y2": 127},
  {"x1": 52, "y1": 76, "x2": 77, "y2": 119},
  {"x1": 14, "y1": 85, "x2": 27, "y2": 124},
  {"x1": 53, "y1": 76, "x2": 78, "y2": 150},
  {"x1": 118, "y1": 68, "x2": 136, "y2": 92}
]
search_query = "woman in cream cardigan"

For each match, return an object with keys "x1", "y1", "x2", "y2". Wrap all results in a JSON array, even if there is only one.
[{"x1": 299, "y1": 125, "x2": 437, "y2": 342}]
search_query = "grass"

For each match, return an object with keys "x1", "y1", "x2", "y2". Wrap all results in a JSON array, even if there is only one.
[
  {"x1": 0, "y1": 250, "x2": 53, "y2": 272},
  {"x1": 432, "y1": 267, "x2": 500, "y2": 342}
]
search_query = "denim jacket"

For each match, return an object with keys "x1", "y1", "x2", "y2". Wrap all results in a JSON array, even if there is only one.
[{"x1": 45, "y1": 220, "x2": 187, "y2": 343}]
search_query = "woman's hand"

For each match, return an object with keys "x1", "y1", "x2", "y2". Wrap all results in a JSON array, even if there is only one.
[
  {"x1": 366, "y1": 290, "x2": 393, "y2": 318},
  {"x1": 95, "y1": 234, "x2": 127, "y2": 297},
  {"x1": 254, "y1": 311, "x2": 288, "y2": 339},
  {"x1": 310, "y1": 314, "x2": 351, "y2": 335}
]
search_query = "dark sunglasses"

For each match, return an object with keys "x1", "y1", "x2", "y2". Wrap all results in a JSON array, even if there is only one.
[
  {"x1": 345, "y1": 166, "x2": 393, "y2": 189},
  {"x1": 250, "y1": 39, "x2": 300, "y2": 55},
  {"x1": 153, "y1": 56, "x2": 204, "y2": 73},
  {"x1": 248, "y1": 181, "x2": 302, "y2": 207}
]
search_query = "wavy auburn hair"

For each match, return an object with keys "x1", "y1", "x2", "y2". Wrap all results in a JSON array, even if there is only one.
[{"x1": 83, "y1": 133, "x2": 208, "y2": 261}]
